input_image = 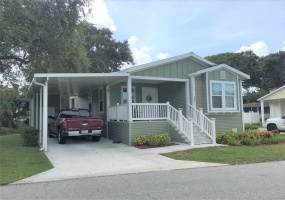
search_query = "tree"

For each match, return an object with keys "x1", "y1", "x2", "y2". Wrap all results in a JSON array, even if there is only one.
[
  {"x1": 205, "y1": 51, "x2": 261, "y2": 89},
  {"x1": 0, "y1": 0, "x2": 91, "y2": 82},
  {"x1": 258, "y1": 51, "x2": 285, "y2": 91},
  {"x1": 79, "y1": 22, "x2": 134, "y2": 73},
  {"x1": 243, "y1": 89, "x2": 267, "y2": 104}
]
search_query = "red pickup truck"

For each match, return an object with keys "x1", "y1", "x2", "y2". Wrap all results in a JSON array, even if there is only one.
[{"x1": 48, "y1": 109, "x2": 104, "y2": 144}]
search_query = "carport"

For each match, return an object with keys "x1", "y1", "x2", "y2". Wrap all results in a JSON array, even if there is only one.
[{"x1": 27, "y1": 73, "x2": 130, "y2": 151}]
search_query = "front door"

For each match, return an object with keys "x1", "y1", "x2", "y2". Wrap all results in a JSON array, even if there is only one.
[{"x1": 142, "y1": 87, "x2": 158, "y2": 103}]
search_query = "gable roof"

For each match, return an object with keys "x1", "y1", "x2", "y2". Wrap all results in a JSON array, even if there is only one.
[
  {"x1": 258, "y1": 85, "x2": 285, "y2": 101},
  {"x1": 188, "y1": 64, "x2": 250, "y2": 80},
  {"x1": 121, "y1": 52, "x2": 216, "y2": 73}
]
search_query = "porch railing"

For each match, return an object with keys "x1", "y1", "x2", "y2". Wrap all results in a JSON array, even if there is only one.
[
  {"x1": 189, "y1": 104, "x2": 216, "y2": 143},
  {"x1": 108, "y1": 102, "x2": 195, "y2": 145}
]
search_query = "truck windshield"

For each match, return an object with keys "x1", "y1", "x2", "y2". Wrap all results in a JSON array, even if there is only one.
[{"x1": 61, "y1": 110, "x2": 91, "y2": 118}]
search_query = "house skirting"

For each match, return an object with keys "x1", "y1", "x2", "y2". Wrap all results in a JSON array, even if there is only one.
[{"x1": 107, "y1": 121, "x2": 187, "y2": 145}]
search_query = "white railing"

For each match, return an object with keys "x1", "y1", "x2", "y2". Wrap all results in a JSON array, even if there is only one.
[
  {"x1": 168, "y1": 104, "x2": 194, "y2": 145},
  {"x1": 189, "y1": 104, "x2": 216, "y2": 143},
  {"x1": 132, "y1": 103, "x2": 168, "y2": 120},
  {"x1": 108, "y1": 103, "x2": 128, "y2": 121}
]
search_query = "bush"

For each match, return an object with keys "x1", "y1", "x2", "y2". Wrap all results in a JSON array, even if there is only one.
[
  {"x1": 18, "y1": 124, "x2": 39, "y2": 146},
  {"x1": 134, "y1": 133, "x2": 171, "y2": 147},
  {"x1": 134, "y1": 135, "x2": 148, "y2": 145},
  {"x1": 216, "y1": 129, "x2": 285, "y2": 146},
  {"x1": 244, "y1": 123, "x2": 260, "y2": 130}
]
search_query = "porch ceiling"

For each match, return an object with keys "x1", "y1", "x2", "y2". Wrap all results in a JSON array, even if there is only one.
[{"x1": 27, "y1": 73, "x2": 129, "y2": 97}]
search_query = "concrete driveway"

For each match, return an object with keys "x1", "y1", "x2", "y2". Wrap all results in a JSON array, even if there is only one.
[{"x1": 14, "y1": 137, "x2": 226, "y2": 184}]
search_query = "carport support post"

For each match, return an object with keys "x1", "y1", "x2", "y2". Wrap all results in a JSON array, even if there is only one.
[
  {"x1": 36, "y1": 93, "x2": 38, "y2": 129},
  {"x1": 42, "y1": 78, "x2": 48, "y2": 151},
  {"x1": 39, "y1": 88, "x2": 43, "y2": 147},
  {"x1": 127, "y1": 77, "x2": 132, "y2": 122},
  {"x1": 260, "y1": 100, "x2": 265, "y2": 127}
]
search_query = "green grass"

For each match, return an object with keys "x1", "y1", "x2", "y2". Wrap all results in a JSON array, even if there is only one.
[
  {"x1": 162, "y1": 145, "x2": 285, "y2": 165},
  {"x1": 0, "y1": 134, "x2": 53, "y2": 185}
]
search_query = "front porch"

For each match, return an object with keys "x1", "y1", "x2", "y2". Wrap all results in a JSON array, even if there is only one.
[{"x1": 107, "y1": 102, "x2": 216, "y2": 145}]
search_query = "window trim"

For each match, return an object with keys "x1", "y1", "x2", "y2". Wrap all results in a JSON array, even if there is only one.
[
  {"x1": 121, "y1": 86, "x2": 136, "y2": 104},
  {"x1": 98, "y1": 88, "x2": 104, "y2": 113},
  {"x1": 209, "y1": 80, "x2": 237, "y2": 112}
]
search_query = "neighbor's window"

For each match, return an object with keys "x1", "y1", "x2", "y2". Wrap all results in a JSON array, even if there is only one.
[
  {"x1": 98, "y1": 88, "x2": 104, "y2": 113},
  {"x1": 121, "y1": 87, "x2": 136, "y2": 104},
  {"x1": 210, "y1": 81, "x2": 236, "y2": 111}
]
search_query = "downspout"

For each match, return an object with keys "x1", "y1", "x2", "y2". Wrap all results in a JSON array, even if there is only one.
[{"x1": 33, "y1": 78, "x2": 47, "y2": 151}]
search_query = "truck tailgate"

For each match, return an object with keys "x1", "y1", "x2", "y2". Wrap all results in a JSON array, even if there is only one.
[{"x1": 65, "y1": 118, "x2": 103, "y2": 130}]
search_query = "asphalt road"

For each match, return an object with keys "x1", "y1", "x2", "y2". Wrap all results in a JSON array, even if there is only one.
[{"x1": 1, "y1": 161, "x2": 285, "y2": 200}]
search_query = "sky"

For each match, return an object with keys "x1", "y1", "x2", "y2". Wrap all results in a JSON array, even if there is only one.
[{"x1": 86, "y1": 0, "x2": 285, "y2": 67}]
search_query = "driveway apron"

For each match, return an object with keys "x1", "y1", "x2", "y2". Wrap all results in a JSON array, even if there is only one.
[{"x1": 14, "y1": 138, "x2": 226, "y2": 184}]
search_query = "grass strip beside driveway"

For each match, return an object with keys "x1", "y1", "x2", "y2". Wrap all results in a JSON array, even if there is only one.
[
  {"x1": 162, "y1": 145, "x2": 285, "y2": 165},
  {"x1": 0, "y1": 134, "x2": 53, "y2": 185}
]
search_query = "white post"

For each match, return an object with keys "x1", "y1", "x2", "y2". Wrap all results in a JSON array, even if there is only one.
[
  {"x1": 199, "y1": 108, "x2": 204, "y2": 131},
  {"x1": 260, "y1": 100, "x2": 265, "y2": 127},
  {"x1": 188, "y1": 118, "x2": 194, "y2": 146},
  {"x1": 43, "y1": 78, "x2": 48, "y2": 151},
  {"x1": 36, "y1": 93, "x2": 38, "y2": 129},
  {"x1": 211, "y1": 118, "x2": 216, "y2": 144},
  {"x1": 191, "y1": 76, "x2": 196, "y2": 108},
  {"x1": 166, "y1": 102, "x2": 170, "y2": 120},
  {"x1": 30, "y1": 96, "x2": 35, "y2": 127},
  {"x1": 116, "y1": 103, "x2": 119, "y2": 121},
  {"x1": 178, "y1": 108, "x2": 182, "y2": 131},
  {"x1": 127, "y1": 77, "x2": 132, "y2": 122},
  {"x1": 106, "y1": 86, "x2": 110, "y2": 121},
  {"x1": 39, "y1": 88, "x2": 43, "y2": 147},
  {"x1": 185, "y1": 80, "x2": 190, "y2": 118}
]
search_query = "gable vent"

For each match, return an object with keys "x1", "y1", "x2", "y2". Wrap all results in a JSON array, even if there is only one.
[{"x1": 220, "y1": 70, "x2": 226, "y2": 79}]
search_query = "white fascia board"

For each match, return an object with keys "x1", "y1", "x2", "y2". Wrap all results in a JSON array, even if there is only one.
[
  {"x1": 34, "y1": 73, "x2": 130, "y2": 78},
  {"x1": 188, "y1": 64, "x2": 250, "y2": 80},
  {"x1": 130, "y1": 76, "x2": 188, "y2": 82},
  {"x1": 121, "y1": 52, "x2": 216, "y2": 73},
  {"x1": 257, "y1": 85, "x2": 285, "y2": 101}
]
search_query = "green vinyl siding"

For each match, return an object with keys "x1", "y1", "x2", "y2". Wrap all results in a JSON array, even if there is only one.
[
  {"x1": 131, "y1": 58, "x2": 207, "y2": 79},
  {"x1": 158, "y1": 82, "x2": 186, "y2": 115},
  {"x1": 130, "y1": 121, "x2": 187, "y2": 145},
  {"x1": 205, "y1": 113, "x2": 243, "y2": 132},
  {"x1": 107, "y1": 122, "x2": 129, "y2": 144}
]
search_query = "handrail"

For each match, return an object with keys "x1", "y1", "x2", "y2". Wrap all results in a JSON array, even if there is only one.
[{"x1": 188, "y1": 104, "x2": 216, "y2": 142}]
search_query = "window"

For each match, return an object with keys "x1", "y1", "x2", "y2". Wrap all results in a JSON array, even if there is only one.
[
  {"x1": 121, "y1": 87, "x2": 136, "y2": 104},
  {"x1": 210, "y1": 81, "x2": 236, "y2": 111},
  {"x1": 98, "y1": 88, "x2": 104, "y2": 113}
]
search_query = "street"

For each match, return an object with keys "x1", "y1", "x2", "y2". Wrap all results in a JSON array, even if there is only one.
[{"x1": 1, "y1": 161, "x2": 285, "y2": 200}]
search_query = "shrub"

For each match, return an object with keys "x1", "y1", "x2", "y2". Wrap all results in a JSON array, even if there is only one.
[
  {"x1": 18, "y1": 124, "x2": 39, "y2": 146},
  {"x1": 228, "y1": 137, "x2": 241, "y2": 146},
  {"x1": 216, "y1": 131, "x2": 237, "y2": 144},
  {"x1": 244, "y1": 123, "x2": 260, "y2": 130},
  {"x1": 134, "y1": 133, "x2": 171, "y2": 147},
  {"x1": 134, "y1": 135, "x2": 148, "y2": 145}
]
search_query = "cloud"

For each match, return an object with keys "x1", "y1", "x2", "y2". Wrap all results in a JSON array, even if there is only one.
[
  {"x1": 280, "y1": 40, "x2": 285, "y2": 52},
  {"x1": 156, "y1": 53, "x2": 169, "y2": 60},
  {"x1": 85, "y1": 0, "x2": 116, "y2": 31},
  {"x1": 128, "y1": 35, "x2": 138, "y2": 46},
  {"x1": 131, "y1": 46, "x2": 152, "y2": 65},
  {"x1": 236, "y1": 41, "x2": 269, "y2": 57}
]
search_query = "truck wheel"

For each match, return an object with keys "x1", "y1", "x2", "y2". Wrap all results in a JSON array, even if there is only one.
[
  {"x1": 58, "y1": 129, "x2": 66, "y2": 144},
  {"x1": 92, "y1": 135, "x2": 101, "y2": 142},
  {"x1": 267, "y1": 124, "x2": 278, "y2": 131}
]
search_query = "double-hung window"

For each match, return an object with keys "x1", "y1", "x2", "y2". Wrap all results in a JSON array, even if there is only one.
[{"x1": 210, "y1": 81, "x2": 237, "y2": 111}]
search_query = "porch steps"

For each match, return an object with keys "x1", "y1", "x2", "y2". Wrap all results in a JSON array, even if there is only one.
[{"x1": 169, "y1": 123, "x2": 212, "y2": 145}]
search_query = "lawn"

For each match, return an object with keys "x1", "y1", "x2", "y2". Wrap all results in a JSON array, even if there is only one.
[
  {"x1": 0, "y1": 134, "x2": 53, "y2": 185},
  {"x1": 162, "y1": 144, "x2": 285, "y2": 165}
]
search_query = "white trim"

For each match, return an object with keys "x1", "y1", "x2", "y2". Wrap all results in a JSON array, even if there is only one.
[
  {"x1": 209, "y1": 80, "x2": 237, "y2": 112},
  {"x1": 121, "y1": 86, "x2": 136, "y2": 104},
  {"x1": 257, "y1": 85, "x2": 285, "y2": 101},
  {"x1": 36, "y1": 93, "x2": 38, "y2": 129},
  {"x1": 130, "y1": 76, "x2": 188, "y2": 82},
  {"x1": 206, "y1": 73, "x2": 209, "y2": 113},
  {"x1": 185, "y1": 80, "x2": 190, "y2": 118},
  {"x1": 121, "y1": 52, "x2": 216, "y2": 73},
  {"x1": 191, "y1": 76, "x2": 196, "y2": 108},
  {"x1": 240, "y1": 79, "x2": 245, "y2": 131},
  {"x1": 127, "y1": 77, "x2": 132, "y2": 122},
  {"x1": 34, "y1": 73, "x2": 130, "y2": 78},
  {"x1": 189, "y1": 64, "x2": 250, "y2": 80}
]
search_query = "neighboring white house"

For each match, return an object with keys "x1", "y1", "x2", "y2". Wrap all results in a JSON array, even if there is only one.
[{"x1": 258, "y1": 85, "x2": 285, "y2": 126}]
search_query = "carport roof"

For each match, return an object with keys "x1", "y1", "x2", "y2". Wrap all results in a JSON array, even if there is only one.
[{"x1": 27, "y1": 73, "x2": 130, "y2": 98}]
